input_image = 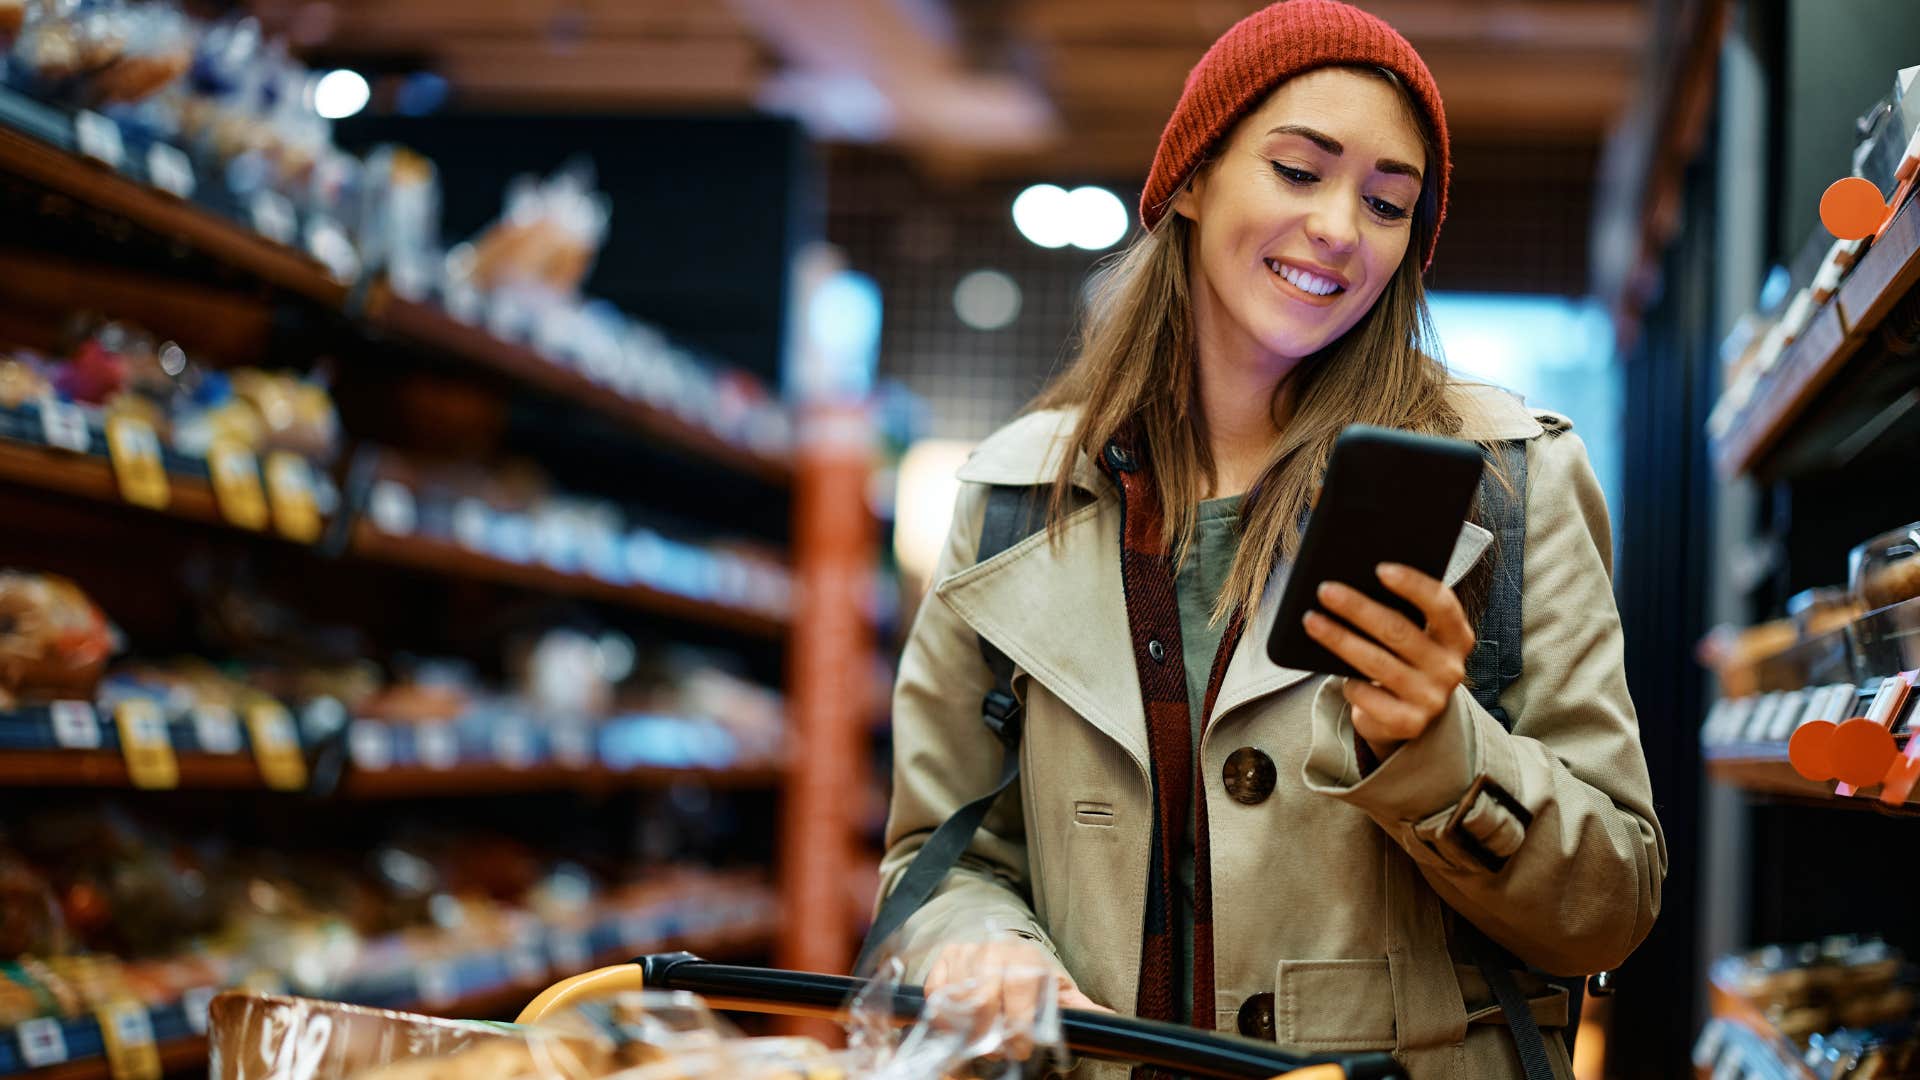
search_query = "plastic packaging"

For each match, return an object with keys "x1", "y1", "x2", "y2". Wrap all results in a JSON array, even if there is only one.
[
  {"x1": 0, "y1": 570, "x2": 119, "y2": 707},
  {"x1": 1850, "y1": 520, "x2": 1920, "y2": 612}
]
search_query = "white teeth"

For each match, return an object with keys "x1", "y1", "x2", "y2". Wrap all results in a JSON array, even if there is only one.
[{"x1": 1267, "y1": 259, "x2": 1342, "y2": 296}]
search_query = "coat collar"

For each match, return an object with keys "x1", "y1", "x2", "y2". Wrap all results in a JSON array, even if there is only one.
[{"x1": 940, "y1": 388, "x2": 1515, "y2": 773}]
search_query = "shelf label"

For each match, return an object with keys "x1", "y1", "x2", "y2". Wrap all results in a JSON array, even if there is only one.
[
  {"x1": 507, "y1": 941, "x2": 545, "y2": 984},
  {"x1": 348, "y1": 721, "x2": 393, "y2": 771},
  {"x1": 550, "y1": 721, "x2": 594, "y2": 769},
  {"x1": 106, "y1": 415, "x2": 170, "y2": 510},
  {"x1": 115, "y1": 699, "x2": 179, "y2": 790},
  {"x1": 97, "y1": 1001, "x2": 160, "y2": 1080},
  {"x1": 146, "y1": 142, "x2": 195, "y2": 199},
  {"x1": 265, "y1": 452, "x2": 322, "y2": 543},
  {"x1": 75, "y1": 110, "x2": 126, "y2": 169},
  {"x1": 451, "y1": 498, "x2": 492, "y2": 550},
  {"x1": 417, "y1": 962, "x2": 456, "y2": 1008},
  {"x1": 50, "y1": 700, "x2": 102, "y2": 749},
  {"x1": 367, "y1": 480, "x2": 417, "y2": 535},
  {"x1": 250, "y1": 191, "x2": 298, "y2": 246},
  {"x1": 417, "y1": 725, "x2": 459, "y2": 770},
  {"x1": 492, "y1": 720, "x2": 535, "y2": 770},
  {"x1": 192, "y1": 705, "x2": 242, "y2": 754},
  {"x1": 16, "y1": 1017, "x2": 67, "y2": 1068},
  {"x1": 39, "y1": 398, "x2": 90, "y2": 452},
  {"x1": 246, "y1": 702, "x2": 307, "y2": 791},
  {"x1": 180, "y1": 986, "x2": 215, "y2": 1036},
  {"x1": 208, "y1": 439, "x2": 269, "y2": 531}
]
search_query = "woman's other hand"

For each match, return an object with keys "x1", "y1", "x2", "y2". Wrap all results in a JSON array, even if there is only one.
[
  {"x1": 1301, "y1": 561, "x2": 1475, "y2": 760},
  {"x1": 922, "y1": 937, "x2": 1111, "y2": 1059}
]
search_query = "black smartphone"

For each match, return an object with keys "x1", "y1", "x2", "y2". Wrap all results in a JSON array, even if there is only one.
[{"x1": 1265, "y1": 424, "x2": 1485, "y2": 678}]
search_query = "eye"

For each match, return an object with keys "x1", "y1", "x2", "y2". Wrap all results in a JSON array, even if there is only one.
[
  {"x1": 1366, "y1": 196, "x2": 1410, "y2": 221},
  {"x1": 1271, "y1": 162, "x2": 1317, "y2": 185}
]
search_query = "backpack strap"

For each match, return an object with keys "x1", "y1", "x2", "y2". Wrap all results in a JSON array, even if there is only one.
[
  {"x1": 857, "y1": 484, "x2": 1045, "y2": 973},
  {"x1": 1460, "y1": 436, "x2": 1584, "y2": 1079}
]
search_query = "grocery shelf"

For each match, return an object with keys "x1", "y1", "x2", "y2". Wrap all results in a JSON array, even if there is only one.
[
  {"x1": 0, "y1": 92, "x2": 787, "y2": 486},
  {"x1": 1704, "y1": 742, "x2": 1920, "y2": 815},
  {"x1": 0, "y1": 908, "x2": 776, "y2": 1080},
  {"x1": 1715, "y1": 198, "x2": 1920, "y2": 477},
  {"x1": 0, "y1": 109, "x2": 347, "y2": 308},
  {"x1": 1702, "y1": 976, "x2": 1820, "y2": 1080},
  {"x1": 0, "y1": 438, "x2": 224, "y2": 527},
  {"x1": 338, "y1": 760, "x2": 787, "y2": 799},
  {"x1": 362, "y1": 288, "x2": 793, "y2": 487},
  {"x1": 349, "y1": 524, "x2": 787, "y2": 639}
]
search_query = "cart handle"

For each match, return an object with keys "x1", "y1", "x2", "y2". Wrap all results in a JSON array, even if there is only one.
[{"x1": 516, "y1": 953, "x2": 1403, "y2": 1080}]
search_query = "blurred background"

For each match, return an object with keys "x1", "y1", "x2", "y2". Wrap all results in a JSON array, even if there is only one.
[{"x1": 2, "y1": 1, "x2": 1920, "y2": 1077}]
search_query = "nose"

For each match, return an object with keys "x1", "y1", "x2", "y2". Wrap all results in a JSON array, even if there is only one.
[{"x1": 1304, "y1": 189, "x2": 1361, "y2": 255}]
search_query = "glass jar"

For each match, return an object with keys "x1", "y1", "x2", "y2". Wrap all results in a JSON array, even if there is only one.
[{"x1": 1849, "y1": 521, "x2": 1920, "y2": 613}]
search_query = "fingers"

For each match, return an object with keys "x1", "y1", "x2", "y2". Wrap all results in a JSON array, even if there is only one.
[
  {"x1": 1303, "y1": 607, "x2": 1422, "y2": 698},
  {"x1": 1343, "y1": 676, "x2": 1434, "y2": 746},
  {"x1": 1376, "y1": 563, "x2": 1476, "y2": 656},
  {"x1": 1058, "y1": 987, "x2": 1113, "y2": 1013},
  {"x1": 1313, "y1": 579, "x2": 1454, "y2": 676},
  {"x1": 920, "y1": 940, "x2": 1069, "y2": 1061}
]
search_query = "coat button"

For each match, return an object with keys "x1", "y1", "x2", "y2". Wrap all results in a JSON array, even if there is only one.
[
  {"x1": 1223, "y1": 747, "x2": 1278, "y2": 804},
  {"x1": 1148, "y1": 639, "x2": 1166, "y2": 663},
  {"x1": 1237, "y1": 992, "x2": 1275, "y2": 1040},
  {"x1": 1103, "y1": 441, "x2": 1137, "y2": 472}
]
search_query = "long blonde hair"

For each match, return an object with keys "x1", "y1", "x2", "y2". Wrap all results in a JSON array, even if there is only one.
[{"x1": 1033, "y1": 66, "x2": 1505, "y2": 627}]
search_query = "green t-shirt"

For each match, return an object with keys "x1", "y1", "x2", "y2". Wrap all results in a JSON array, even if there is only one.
[{"x1": 1171, "y1": 493, "x2": 1243, "y2": 1024}]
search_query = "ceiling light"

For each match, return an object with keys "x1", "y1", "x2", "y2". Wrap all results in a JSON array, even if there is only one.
[
  {"x1": 1012, "y1": 184, "x2": 1072, "y2": 248},
  {"x1": 314, "y1": 69, "x2": 370, "y2": 120},
  {"x1": 1066, "y1": 186, "x2": 1129, "y2": 250},
  {"x1": 953, "y1": 269, "x2": 1022, "y2": 330}
]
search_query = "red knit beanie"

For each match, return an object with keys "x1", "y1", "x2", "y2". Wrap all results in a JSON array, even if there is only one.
[{"x1": 1140, "y1": 0, "x2": 1450, "y2": 268}]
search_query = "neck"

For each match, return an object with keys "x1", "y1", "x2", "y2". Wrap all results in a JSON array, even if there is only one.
[{"x1": 1192, "y1": 285, "x2": 1301, "y2": 501}]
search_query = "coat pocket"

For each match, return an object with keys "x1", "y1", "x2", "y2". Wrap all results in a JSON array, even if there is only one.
[{"x1": 1275, "y1": 958, "x2": 1397, "y2": 1051}]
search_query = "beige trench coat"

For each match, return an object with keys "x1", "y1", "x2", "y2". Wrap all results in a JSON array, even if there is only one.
[{"x1": 877, "y1": 381, "x2": 1667, "y2": 1080}]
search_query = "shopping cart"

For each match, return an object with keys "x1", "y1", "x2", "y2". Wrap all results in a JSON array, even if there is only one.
[{"x1": 517, "y1": 952, "x2": 1406, "y2": 1080}]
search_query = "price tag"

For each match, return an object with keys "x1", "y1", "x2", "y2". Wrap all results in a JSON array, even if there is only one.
[
  {"x1": 451, "y1": 498, "x2": 492, "y2": 551},
  {"x1": 208, "y1": 439, "x2": 269, "y2": 531},
  {"x1": 16, "y1": 1017, "x2": 67, "y2": 1068},
  {"x1": 75, "y1": 110, "x2": 126, "y2": 169},
  {"x1": 115, "y1": 699, "x2": 179, "y2": 790},
  {"x1": 50, "y1": 700, "x2": 102, "y2": 749},
  {"x1": 368, "y1": 480, "x2": 418, "y2": 535},
  {"x1": 250, "y1": 191, "x2": 298, "y2": 245},
  {"x1": 39, "y1": 398, "x2": 90, "y2": 452},
  {"x1": 96, "y1": 1001, "x2": 160, "y2": 1080},
  {"x1": 551, "y1": 721, "x2": 594, "y2": 769},
  {"x1": 265, "y1": 452, "x2": 322, "y2": 543},
  {"x1": 417, "y1": 725, "x2": 459, "y2": 770},
  {"x1": 417, "y1": 962, "x2": 456, "y2": 1008},
  {"x1": 548, "y1": 929, "x2": 590, "y2": 975},
  {"x1": 349, "y1": 721, "x2": 393, "y2": 771},
  {"x1": 246, "y1": 701, "x2": 307, "y2": 791},
  {"x1": 106, "y1": 415, "x2": 170, "y2": 510},
  {"x1": 192, "y1": 705, "x2": 242, "y2": 754},
  {"x1": 146, "y1": 142, "x2": 195, "y2": 199},
  {"x1": 180, "y1": 986, "x2": 215, "y2": 1036},
  {"x1": 492, "y1": 721, "x2": 535, "y2": 769}
]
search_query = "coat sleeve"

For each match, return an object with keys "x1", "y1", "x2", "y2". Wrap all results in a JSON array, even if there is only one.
[
  {"x1": 1300, "y1": 429, "x2": 1667, "y2": 976},
  {"x1": 875, "y1": 480, "x2": 1065, "y2": 982}
]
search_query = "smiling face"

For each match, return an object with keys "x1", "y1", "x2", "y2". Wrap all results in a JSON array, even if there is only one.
[{"x1": 1173, "y1": 66, "x2": 1430, "y2": 376}]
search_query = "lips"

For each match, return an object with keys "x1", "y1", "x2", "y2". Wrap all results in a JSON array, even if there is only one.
[{"x1": 1259, "y1": 261, "x2": 1351, "y2": 307}]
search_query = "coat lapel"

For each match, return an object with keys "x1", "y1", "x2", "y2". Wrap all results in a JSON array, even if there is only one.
[
  {"x1": 1208, "y1": 518, "x2": 1496, "y2": 731},
  {"x1": 937, "y1": 491, "x2": 1153, "y2": 775}
]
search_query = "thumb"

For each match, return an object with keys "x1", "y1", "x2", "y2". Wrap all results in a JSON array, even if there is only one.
[{"x1": 1058, "y1": 987, "x2": 1113, "y2": 1013}]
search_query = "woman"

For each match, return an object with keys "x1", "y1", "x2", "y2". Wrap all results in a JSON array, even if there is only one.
[{"x1": 875, "y1": 3, "x2": 1666, "y2": 1077}]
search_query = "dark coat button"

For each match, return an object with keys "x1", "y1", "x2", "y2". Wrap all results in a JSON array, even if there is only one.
[
  {"x1": 1237, "y1": 992, "x2": 1275, "y2": 1040},
  {"x1": 1148, "y1": 639, "x2": 1166, "y2": 663},
  {"x1": 1223, "y1": 747, "x2": 1278, "y2": 804},
  {"x1": 1103, "y1": 441, "x2": 1137, "y2": 472}
]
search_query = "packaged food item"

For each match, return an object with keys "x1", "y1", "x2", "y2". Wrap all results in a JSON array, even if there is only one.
[
  {"x1": 458, "y1": 161, "x2": 610, "y2": 300},
  {"x1": 0, "y1": 571, "x2": 118, "y2": 708},
  {"x1": 1, "y1": 0, "x2": 24, "y2": 42},
  {"x1": 1789, "y1": 586, "x2": 1863, "y2": 639},
  {"x1": 1852, "y1": 520, "x2": 1920, "y2": 611}
]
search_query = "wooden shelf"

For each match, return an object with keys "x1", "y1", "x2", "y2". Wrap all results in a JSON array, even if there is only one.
[
  {"x1": 0, "y1": 123, "x2": 346, "y2": 307},
  {"x1": 0, "y1": 750, "x2": 268, "y2": 789},
  {"x1": 363, "y1": 289, "x2": 792, "y2": 487},
  {"x1": 1704, "y1": 743, "x2": 1920, "y2": 815},
  {"x1": 350, "y1": 524, "x2": 786, "y2": 639},
  {"x1": 1715, "y1": 198, "x2": 1920, "y2": 477},
  {"x1": 0, "y1": 439, "x2": 224, "y2": 527}
]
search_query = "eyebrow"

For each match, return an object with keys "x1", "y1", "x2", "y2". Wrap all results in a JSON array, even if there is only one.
[{"x1": 1267, "y1": 124, "x2": 1423, "y2": 182}]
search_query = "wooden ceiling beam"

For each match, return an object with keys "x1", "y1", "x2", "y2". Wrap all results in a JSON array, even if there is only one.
[
  {"x1": 431, "y1": 38, "x2": 765, "y2": 107},
  {"x1": 1021, "y1": 0, "x2": 1646, "y2": 54},
  {"x1": 263, "y1": 0, "x2": 747, "y2": 47}
]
